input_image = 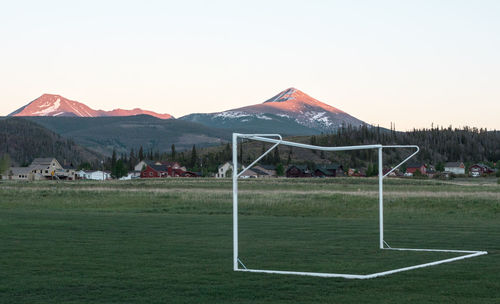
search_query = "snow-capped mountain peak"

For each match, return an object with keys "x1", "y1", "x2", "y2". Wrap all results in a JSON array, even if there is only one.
[
  {"x1": 181, "y1": 87, "x2": 366, "y2": 133},
  {"x1": 9, "y1": 94, "x2": 173, "y2": 119}
]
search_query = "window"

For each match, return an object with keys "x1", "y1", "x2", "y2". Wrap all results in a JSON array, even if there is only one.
[{"x1": 149, "y1": 172, "x2": 153, "y2": 176}]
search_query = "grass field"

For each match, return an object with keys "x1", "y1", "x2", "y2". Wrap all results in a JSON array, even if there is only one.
[{"x1": 0, "y1": 178, "x2": 499, "y2": 303}]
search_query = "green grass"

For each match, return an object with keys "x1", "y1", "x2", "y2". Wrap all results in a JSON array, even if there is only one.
[{"x1": 0, "y1": 178, "x2": 499, "y2": 303}]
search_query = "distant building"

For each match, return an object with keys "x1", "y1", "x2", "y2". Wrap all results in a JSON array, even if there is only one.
[
  {"x1": 239, "y1": 168, "x2": 258, "y2": 178},
  {"x1": 286, "y1": 165, "x2": 313, "y2": 178},
  {"x1": 406, "y1": 163, "x2": 426, "y2": 175},
  {"x1": 444, "y1": 162, "x2": 465, "y2": 175},
  {"x1": 77, "y1": 170, "x2": 111, "y2": 180},
  {"x1": 7, "y1": 158, "x2": 76, "y2": 181},
  {"x1": 216, "y1": 162, "x2": 233, "y2": 178},
  {"x1": 313, "y1": 164, "x2": 344, "y2": 177},
  {"x1": 252, "y1": 165, "x2": 277, "y2": 178},
  {"x1": 469, "y1": 164, "x2": 494, "y2": 177},
  {"x1": 140, "y1": 163, "x2": 198, "y2": 178},
  {"x1": 9, "y1": 167, "x2": 33, "y2": 181}
]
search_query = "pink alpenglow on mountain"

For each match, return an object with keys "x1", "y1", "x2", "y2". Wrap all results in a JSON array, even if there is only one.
[
  {"x1": 9, "y1": 94, "x2": 173, "y2": 119},
  {"x1": 238, "y1": 87, "x2": 346, "y2": 115},
  {"x1": 211, "y1": 87, "x2": 364, "y2": 130}
]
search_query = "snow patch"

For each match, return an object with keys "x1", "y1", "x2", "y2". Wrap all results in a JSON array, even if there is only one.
[
  {"x1": 32, "y1": 98, "x2": 61, "y2": 116},
  {"x1": 256, "y1": 114, "x2": 272, "y2": 120},
  {"x1": 214, "y1": 111, "x2": 251, "y2": 119},
  {"x1": 276, "y1": 114, "x2": 291, "y2": 119}
]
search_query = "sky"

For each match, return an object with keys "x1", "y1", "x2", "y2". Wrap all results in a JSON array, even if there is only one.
[{"x1": 1, "y1": 0, "x2": 499, "y2": 130}]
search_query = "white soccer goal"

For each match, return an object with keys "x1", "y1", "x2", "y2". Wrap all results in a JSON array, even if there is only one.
[{"x1": 232, "y1": 133, "x2": 487, "y2": 279}]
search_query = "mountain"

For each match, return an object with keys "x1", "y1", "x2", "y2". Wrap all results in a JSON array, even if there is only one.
[
  {"x1": 21, "y1": 115, "x2": 231, "y2": 156},
  {"x1": 181, "y1": 88, "x2": 366, "y2": 134},
  {"x1": 9, "y1": 94, "x2": 173, "y2": 119},
  {"x1": 0, "y1": 117, "x2": 102, "y2": 166}
]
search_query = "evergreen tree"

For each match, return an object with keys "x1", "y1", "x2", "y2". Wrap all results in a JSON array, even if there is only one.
[
  {"x1": 0, "y1": 154, "x2": 11, "y2": 175},
  {"x1": 190, "y1": 145, "x2": 198, "y2": 168},
  {"x1": 111, "y1": 149, "x2": 117, "y2": 172},
  {"x1": 138, "y1": 146, "x2": 144, "y2": 161},
  {"x1": 273, "y1": 147, "x2": 281, "y2": 165},
  {"x1": 276, "y1": 163, "x2": 284, "y2": 176},
  {"x1": 171, "y1": 144, "x2": 176, "y2": 160}
]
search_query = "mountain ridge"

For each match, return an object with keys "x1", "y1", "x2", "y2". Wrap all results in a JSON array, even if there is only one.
[
  {"x1": 181, "y1": 87, "x2": 366, "y2": 133},
  {"x1": 9, "y1": 94, "x2": 173, "y2": 119}
]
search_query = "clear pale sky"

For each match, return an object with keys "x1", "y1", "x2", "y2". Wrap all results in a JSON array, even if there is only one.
[{"x1": 1, "y1": 1, "x2": 499, "y2": 130}]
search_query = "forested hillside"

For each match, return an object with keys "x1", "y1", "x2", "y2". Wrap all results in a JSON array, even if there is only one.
[
  {"x1": 0, "y1": 117, "x2": 102, "y2": 167},
  {"x1": 22, "y1": 115, "x2": 231, "y2": 156},
  {"x1": 192, "y1": 125, "x2": 500, "y2": 173}
]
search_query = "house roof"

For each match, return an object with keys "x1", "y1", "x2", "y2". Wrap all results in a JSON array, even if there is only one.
[
  {"x1": 148, "y1": 164, "x2": 168, "y2": 172},
  {"x1": 286, "y1": 165, "x2": 310, "y2": 173},
  {"x1": 10, "y1": 167, "x2": 32, "y2": 175},
  {"x1": 445, "y1": 162, "x2": 463, "y2": 168},
  {"x1": 324, "y1": 164, "x2": 342, "y2": 170},
  {"x1": 252, "y1": 167, "x2": 271, "y2": 176},
  {"x1": 314, "y1": 167, "x2": 333, "y2": 175},
  {"x1": 470, "y1": 163, "x2": 492, "y2": 170},
  {"x1": 259, "y1": 165, "x2": 276, "y2": 170},
  {"x1": 407, "y1": 163, "x2": 425, "y2": 168},
  {"x1": 31, "y1": 158, "x2": 56, "y2": 166}
]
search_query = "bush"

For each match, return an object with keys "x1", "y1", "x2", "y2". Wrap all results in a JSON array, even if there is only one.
[{"x1": 496, "y1": 170, "x2": 500, "y2": 178}]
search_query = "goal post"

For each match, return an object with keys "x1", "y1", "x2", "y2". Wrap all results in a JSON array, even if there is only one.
[{"x1": 232, "y1": 133, "x2": 487, "y2": 279}]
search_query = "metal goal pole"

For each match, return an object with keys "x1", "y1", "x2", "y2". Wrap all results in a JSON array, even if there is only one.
[{"x1": 379, "y1": 147, "x2": 384, "y2": 249}]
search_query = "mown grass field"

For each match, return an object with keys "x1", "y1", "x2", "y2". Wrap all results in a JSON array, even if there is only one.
[{"x1": 0, "y1": 178, "x2": 499, "y2": 303}]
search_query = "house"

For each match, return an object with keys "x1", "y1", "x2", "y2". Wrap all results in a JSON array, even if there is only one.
[
  {"x1": 239, "y1": 168, "x2": 258, "y2": 178},
  {"x1": 140, "y1": 163, "x2": 198, "y2": 178},
  {"x1": 252, "y1": 165, "x2": 277, "y2": 178},
  {"x1": 141, "y1": 164, "x2": 169, "y2": 178},
  {"x1": 313, "y1": 164, "x2": 344, "y2": 177},
  {"x1": 8, "y1": 167, "x2": 34, "y2": 181},
  {"x1": 216, "y1": 162, "x2": 233, "y2": 178},
  {"x1": 426, "y1": 169, "x2": 437, "y2": 178},
  {"x1": 286, "y1": 165, "x2": 313, "y2": 178},
  {"x1": 348, "y1": 168, "x2": 366, "y2": 177},
  {"x1": 444, "y1": 162, "x2": 465, "y2": 175},
  {"x1": 405, "y1": 163, "x2": 426, "y2": 175},
  {"x1": 134, "y1": 160, "x2": 150, "y2": 172},
  {"x1": 469, "y1": 164, "x2": 494, "y2": 177},
  {"x1": 77, "y1": 170, "x2": 111, "y2": 180},
  {"x1": 27, "y1": 158, "x2": 77, "y2": 180}
]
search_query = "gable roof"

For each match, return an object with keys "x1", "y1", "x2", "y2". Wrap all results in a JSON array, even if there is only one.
[
  {"x1": 407, "y1": 163, "x2": 425, "y2": 168},
  {"x1": 445, "y1": 162, "x2": 463, "y2": 168}
]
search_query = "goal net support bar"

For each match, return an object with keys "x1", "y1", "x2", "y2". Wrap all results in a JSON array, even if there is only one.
[{"x1": 232, "y1": 133, "x2": 487, "y2": 279}]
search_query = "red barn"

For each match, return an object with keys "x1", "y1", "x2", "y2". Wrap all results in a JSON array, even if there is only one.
[
  {"x1": 406, "y1": 163, "x2": 426, "y2": 175},
  {"x1": 141, "y1": 164, "x2": 168, "y2": 178}
]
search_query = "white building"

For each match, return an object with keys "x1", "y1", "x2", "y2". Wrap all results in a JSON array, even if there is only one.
[
  {"x1": 444, "y1": 162, "x2": 465, "y2": 175},
  {"x1": 77, "y1": 170, "x2": 111, "y2": 180},
  {"x1": 216, "y1": 162, "x2": 232, "y2": 178},
  {"x1": 119, "y1": 171, "x2": 141, "y2": 180}
]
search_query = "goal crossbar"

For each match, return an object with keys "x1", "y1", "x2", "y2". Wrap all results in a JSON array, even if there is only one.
[{"x1": 232, "y1": 133, "x2": 487, "y2": 279}]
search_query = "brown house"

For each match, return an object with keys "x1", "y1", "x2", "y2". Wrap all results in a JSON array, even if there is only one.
[
  {"x1": 286, "y1": 165, "x2": 313, "y2": 178},
  {"x1": 313, "y1": 164, "x2": 344, "y2": 177},
  {"x1": 469, "y1": 164, "x2": 494, "y2": 176}
]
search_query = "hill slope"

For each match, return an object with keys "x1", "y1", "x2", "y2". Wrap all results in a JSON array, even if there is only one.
[
  {"x1": 22, "y1": 115, "x2": 231, "y2": 156},
  {"x1": 9, "y1": 94, "x2": 173, "y2": 119},
  {"x1": 181, "y1": 88, "x2": 366, "y2": 134},
  {"x1": 0, "y1": 117, "x2": 102, "y2": 166}
]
